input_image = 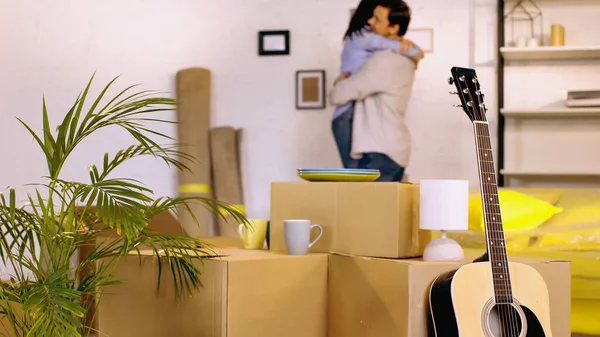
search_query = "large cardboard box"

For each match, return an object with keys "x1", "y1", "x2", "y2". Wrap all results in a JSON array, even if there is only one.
[
  {"x1": 98, "y1": 249, "x2": 328, "y2": 337},
  {"x1": 270, "y1": 182, "x2": 430, "y2": 258},
  {"x1": 80, "y1": 209, "x2": 194, "y2": 330},
  {"x1": 328, "y1": 254, "x2": 571, "y2": 337}
]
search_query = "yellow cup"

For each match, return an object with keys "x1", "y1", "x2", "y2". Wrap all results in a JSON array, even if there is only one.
[
  {"x1": 550, "y1": 24, "x2": 565, "y2": 46},
  {"x1": 238, "y1": 219, "x2": 268, "y2": 250}
]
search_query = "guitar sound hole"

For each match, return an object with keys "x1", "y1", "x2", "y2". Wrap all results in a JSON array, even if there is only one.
[{"x1": 487, "y1": 303, "x2": 524, "y2": 337}]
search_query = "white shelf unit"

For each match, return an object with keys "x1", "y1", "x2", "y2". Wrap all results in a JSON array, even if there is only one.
[
  {"x1": 499, "y1": 2, "x2": 600, "y2": 187},
  {"x1": 504, "y1": 0, "x2": 600, "y2": 2},
  {"x1": 500, "y1": 170, "x2": 600, "y2": 188},
  {"x1": 501, "y1": 46, "x2": 600, "y2": 61},
  {"x1": 500, "y1": 107, "x2": 600, "y2": 117},
  {"x1": 501, "y1": 170, "x2": 600, "y2": 177}
]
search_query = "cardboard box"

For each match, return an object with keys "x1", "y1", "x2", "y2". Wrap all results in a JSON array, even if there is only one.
[
  {"x1": 270, "y1": 182, "x2": 430, "y2": 258},
  {"x1": 80, "y1": 209, "x2": 192, "y2": 330},
  {"x1": 98, "y1": 249, "x2": 328, "y2": 337},
  {"x1": 328, "y1": 254, "x2": 571, "y2": 337}
]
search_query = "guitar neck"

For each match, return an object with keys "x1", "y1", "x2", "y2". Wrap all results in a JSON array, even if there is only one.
[{"x1": 473, "y1": 121, "x2": 513, "y2": 304}]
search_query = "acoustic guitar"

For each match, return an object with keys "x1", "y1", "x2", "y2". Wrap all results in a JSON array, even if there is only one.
[{"x1": 426, "y1": 67, "x2": 553, "y2": 337}]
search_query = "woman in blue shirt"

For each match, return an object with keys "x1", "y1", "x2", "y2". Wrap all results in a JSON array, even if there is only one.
[{"x1": 332, "y1": 0, "x2": 423, "y2": 168}]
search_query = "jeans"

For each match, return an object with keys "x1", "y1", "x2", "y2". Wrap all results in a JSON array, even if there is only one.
[
  {"x1": 331, "y1": 106, "x2": 360, "y2": 169},
  {"x1": 331, "y1": 107, "x2": 405, "y2": 182},
  {"x1": 356, "y1": 152, "x2": 405, "y2": 182}
]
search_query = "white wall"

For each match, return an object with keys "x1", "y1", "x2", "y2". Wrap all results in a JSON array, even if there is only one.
[{"x1": 0, "y1": 0, "x2": 494, "y2": 220}]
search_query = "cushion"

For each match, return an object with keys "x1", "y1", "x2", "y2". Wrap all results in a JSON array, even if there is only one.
[
  {"x1": 554, "y1": 188, "x2": 600, "y2": 209},
  {"x1": 537, "y1": 205, "x2": 600, "y2": 249},
  {"x1": 468, "y1": 190, "x2": 563, "y2": 232},
  {"x1": 544, "y1": 204, "x2": 600, "y2": 228}
]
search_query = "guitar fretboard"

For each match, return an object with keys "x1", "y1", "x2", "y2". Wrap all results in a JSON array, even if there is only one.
[{"x1": 473, "y1": 121, "x2": 513, "y2": 304}]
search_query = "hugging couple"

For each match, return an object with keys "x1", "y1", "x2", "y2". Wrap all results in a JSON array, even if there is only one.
[{"x1": 330, "y1": 0, "x2": 423, "y2": 182}]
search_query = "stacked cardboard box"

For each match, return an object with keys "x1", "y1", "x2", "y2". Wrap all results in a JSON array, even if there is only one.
[
  {"x1": 97, "y1": 245, "x2": 328, "y2": 337},
  {"x1": 270, "y1": 181, "x2": 572, "y2": 336},
  {"x1": 95, "y1": 239, "x2": 570, "y2": 337},
  {"x1": 94, "y1": 182, "x2": 572, "y2": 336},
  {"x1": 270, "y1": 182, "x2": 427, "y2": 258},
  {"x1": 327, "y1": 254, "x2": 570, "y2": 336}
]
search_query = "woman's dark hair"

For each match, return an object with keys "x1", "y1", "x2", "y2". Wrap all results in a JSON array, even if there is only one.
[
  {"x1": 344, "y1": 0, "x2": 378, "y2": 40},
  {"x1": 344, "y1": 0, "x2": 412, "y2": 39}
]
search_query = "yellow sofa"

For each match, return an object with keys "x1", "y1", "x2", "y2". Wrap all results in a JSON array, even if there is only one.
[{"x1": 449, "y1": 188, "x2": 600, "y2": 336}]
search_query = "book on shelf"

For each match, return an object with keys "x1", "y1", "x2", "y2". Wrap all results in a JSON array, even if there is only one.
[{"x1": 567, "y1": 90, "x2": 600, "y2": 107}]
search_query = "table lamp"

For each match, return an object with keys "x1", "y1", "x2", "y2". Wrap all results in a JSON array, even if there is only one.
[{"x1": 419, "y1": 179, "x2": 469, "y2": 262}]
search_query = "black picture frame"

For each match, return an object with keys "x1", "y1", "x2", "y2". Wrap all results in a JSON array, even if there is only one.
[
  {"x1": 258, "y1": 30, "x2": 290, "y2": 56},
  {"x1": 295, "y1": 70, "x2": 326, "y2": 110}
]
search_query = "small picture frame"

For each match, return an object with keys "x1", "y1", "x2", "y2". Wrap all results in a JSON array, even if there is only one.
[
  {"x1": 296, "y1": 70, "x2": 326, "y2": 110},
  {"x1": 404, "y1": 28, "x2": 434, "y2": 53},
  {"x1": 258, "y1": 30, "x2": 290, "y2": 56}
]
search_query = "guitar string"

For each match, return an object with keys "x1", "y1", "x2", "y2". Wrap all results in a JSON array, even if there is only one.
[
  {"x1": 475, "y1": 119, "x2": 513, "y2": 336},
  {"x1": 467, "y1": 78, "x2": 518, "y2": 337},
  {"x1": 475, "y1": 90, "x2": 520, "y2": 337},
  {"x1": 464, "y1": 78, "x2": 511, "y2": 336},
  {"x1": 473, "y1": 98, "x2": 517, "y2": 337},
  {"x1": 472, "y1": 121, "x2": 504, "y2": 337},
  {"x1": 478, "y1": 123, "x2": 516, "y2": 337},
  {"x1": 484, "y1": 125, "x2": 519, "y2": 337},
  {"x1": 462, "y1": 77, "x2": 511, "y2": 335},
  {"x1": 471, "y1": 81, "x2": 519, "y2": 337}
]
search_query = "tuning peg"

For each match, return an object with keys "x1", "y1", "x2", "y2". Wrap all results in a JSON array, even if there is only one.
[
  {"x1": 448, "y1": 77, "x2": 454, "y2": 85},
  {"x1": 453, "y1": 104, "x2": 463, "y2": 108},
  {"x1": 449, "y1": 91, "x2": 458, "y2": 95}
]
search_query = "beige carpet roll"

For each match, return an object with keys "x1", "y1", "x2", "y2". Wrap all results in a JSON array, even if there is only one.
[
  {"x1": 176, "y1": 68, "x2": 213, "y2": 237},
  {"x1": 209, "y1": 126, "x2": 245, "y2": 237}
]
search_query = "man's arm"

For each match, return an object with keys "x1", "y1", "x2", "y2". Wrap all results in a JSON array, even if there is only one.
[
  {"x1": 354, "y1": 32, "x2": 402, "y2": 53},
  {"x1": 330, "y1": 51, "x2": 397, "y2": 105},
  {"x1": 356, "y1": 33, "x2": 423, "y2": 62}
]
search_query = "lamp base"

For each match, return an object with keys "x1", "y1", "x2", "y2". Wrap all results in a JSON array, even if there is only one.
[{"x1": 423, "y1": 232, "x2": 465, "y2": 262}]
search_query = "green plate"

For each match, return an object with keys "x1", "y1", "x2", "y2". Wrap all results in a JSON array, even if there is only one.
[{"x1": 297, "y1": 168, "x2": 380, "y2": 182}]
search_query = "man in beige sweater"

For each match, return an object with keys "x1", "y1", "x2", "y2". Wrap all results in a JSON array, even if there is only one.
[{"x1": 330, "y1": 0, "x2": 417, "y2": 181}]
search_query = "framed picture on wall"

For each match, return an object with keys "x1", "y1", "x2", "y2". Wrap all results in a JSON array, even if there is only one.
[
  {"x1": 258, "y1": 30, "x2": 290, "y2": 56},
  {"x1": 296, "y1": 70, "x2": 326, "y2": 110},
  {"x1": 404, "y1": 28, "x2": 434, "y2": 53}
]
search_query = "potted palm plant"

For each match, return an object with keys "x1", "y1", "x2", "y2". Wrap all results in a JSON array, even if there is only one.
[{"x1": 0, "y1": 74, "x2": 247, "y2": 336}]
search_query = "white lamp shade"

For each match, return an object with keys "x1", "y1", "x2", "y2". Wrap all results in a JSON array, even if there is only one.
[{"x1": 419, "y1": 179, "x2": 469, "y2": 231}]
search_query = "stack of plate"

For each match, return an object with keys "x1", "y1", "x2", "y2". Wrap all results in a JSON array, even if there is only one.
[{"x1": 297, "y1": 168, "x2": 380, "y2": 182}]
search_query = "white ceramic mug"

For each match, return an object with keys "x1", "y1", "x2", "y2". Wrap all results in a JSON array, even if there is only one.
[
  {"x1": 283, "y1": 219, "x2": 323, "y2": 255},
  {"x1": 527, "y1": 37, "x2": 539, "y2": 48},
  {"x1": 515, "y1": 36, "x2": 527, "y2": 48}
]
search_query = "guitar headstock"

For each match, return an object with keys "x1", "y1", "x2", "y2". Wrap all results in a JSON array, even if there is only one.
[{"x1": 449, "y1": 66, "x2": 487, "y2": 122}]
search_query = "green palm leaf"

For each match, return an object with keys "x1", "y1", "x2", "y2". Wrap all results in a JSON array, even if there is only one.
[
  {"x1": 22, "y1": 268, "x2": 85, "y2": 336},
  {"x1": 0, "y1": 73, "x2": 250, "y2": 336}
]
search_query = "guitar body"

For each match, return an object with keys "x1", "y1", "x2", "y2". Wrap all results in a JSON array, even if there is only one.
[{"x1": 428, "y1": 261, "x2": 553, "y2": 337}]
